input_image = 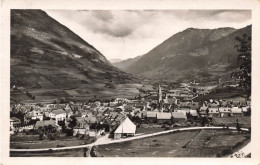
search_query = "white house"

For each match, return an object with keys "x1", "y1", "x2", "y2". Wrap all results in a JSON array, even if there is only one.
[
  {"x1": 231, "y1": 107, "x2": 243, "y2": 117},
  {"x1": 219, "y1": 107, "x2": 231, "y2": 117},
  {"x1": 49, "y1": 109, "x2": 66, "y2": 124},
  {"x1": 24, "y1": 110, "x2": 43, "y2": 123}
]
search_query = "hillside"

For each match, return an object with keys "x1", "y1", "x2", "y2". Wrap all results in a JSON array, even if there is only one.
[
  {"x1": 11, "y1": 10, "x2": 138, "y2": 103},
  {"x1": 112, "y1": 56, "x2": 142, "y2": 70},
  {"x1": 123, "y1": 26, "x2": 251, "y2": 83}
]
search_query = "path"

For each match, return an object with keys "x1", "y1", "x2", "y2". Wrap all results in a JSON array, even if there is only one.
[{"x1": 10, "y1": 126, "x2": 249, "y2": 152}]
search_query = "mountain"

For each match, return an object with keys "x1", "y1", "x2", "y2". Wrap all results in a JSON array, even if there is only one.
[
  {"x1": 123, "y1": 25, "x2": 251, "y2": 83},
  {"x1": 10, "y1": 10, "x2": 137, "y2": 103},
  {"x1": 112, "y1": 56, "x2": 142, "y2": 70}
]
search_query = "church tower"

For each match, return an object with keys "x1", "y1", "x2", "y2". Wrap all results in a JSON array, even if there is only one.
[{"x1": 158, "y1": 85, "x2": 163, "y2": 111}]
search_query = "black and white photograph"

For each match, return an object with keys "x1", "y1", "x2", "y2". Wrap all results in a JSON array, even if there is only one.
[{"x1": 1, "y1": 0, "x2": 260, "y2": 163}]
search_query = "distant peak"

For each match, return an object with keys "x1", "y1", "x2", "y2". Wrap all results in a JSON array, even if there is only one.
[{"x1": 186, "y1": 27, "x2": 196, "y2": 30}]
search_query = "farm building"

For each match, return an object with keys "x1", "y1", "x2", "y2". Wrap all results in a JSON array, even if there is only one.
[
  {"x1": 231, "y1": 107, "x2": 243, "y2": 117},
  {"x1": 157, "y1": 112, "x2": 172, "y2": 124},
  {"x1": 49, "y1": 109, "x2": 66, "y2": 124},
  {"x1": 188, "y1": 110, "x2": 199, "y2": 118},
  {"x1": 171, "y1": 111, "x2": 187, "y2": 123},
  {"x1": 146, "y1": 111, "x2": 158, "y2": 123},
  {"x1": 114, "y1": 117, "x2": 136, "y2": 139}
]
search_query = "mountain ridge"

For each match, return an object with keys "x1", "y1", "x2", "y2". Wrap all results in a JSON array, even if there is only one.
[
  {"x1": 117, "y1": 25, "x2": 251, "y2": 83},
  {"x1": 11, "y1": 9, "x2": 137, "y2": 103}
]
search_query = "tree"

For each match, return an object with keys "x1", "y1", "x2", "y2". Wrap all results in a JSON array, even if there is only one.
[
  {"x1": 232, "y1": 33, "x2": 251, "y2": 100},
  {"x1": 68, "y1": 116, "x2": 77, "y2": 128}
]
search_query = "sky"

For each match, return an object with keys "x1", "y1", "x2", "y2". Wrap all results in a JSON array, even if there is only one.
[{"x1": 45, "y1": 10, "x2": 251, "y2": 61}]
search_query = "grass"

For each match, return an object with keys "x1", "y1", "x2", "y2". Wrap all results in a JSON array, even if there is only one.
[
  {"x1": 10, "y1": 133, "x2": 95, "y2": 149},
  {"x1": 211, "y1": 116, "x2": 251, "y2": 128},
  {"x1": 96, "y1": 129, "x2": 250, "y2": 157},
  {"x1": 10, "y1": 129, "x2": 250, "y2": 157},
  {"x1": 193, "y1": 86, "x2": 246, "y2": 102},
  {"x1": 10, "y1": 148, "x2": 87, "y2": 157},
  {"x1": 136, "y1": 127, "x2": 166, "y2": 134}
]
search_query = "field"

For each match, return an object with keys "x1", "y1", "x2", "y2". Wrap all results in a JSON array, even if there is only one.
[
  {"x1": 10, "y1": 148, "x2": 87, "y2": 157},
  {"x1": 96, "y1": 129, "x2": 250, "y2": 157},
  {"x1": 193, "y1": 86, "x2": 247, "y2": 102},
  {"x1": 10, "y1": 133, "x2": 95, "y2": 149},
  {"x1": 211, "y1": 116, "x2": 251, "y2": 128}
]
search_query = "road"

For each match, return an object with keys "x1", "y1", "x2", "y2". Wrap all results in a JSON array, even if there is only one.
[{"x1": 10, "y1": 126, "x2": 249, "y2": 153}]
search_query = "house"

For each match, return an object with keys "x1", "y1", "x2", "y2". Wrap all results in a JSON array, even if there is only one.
[
  {"x1": 178, "y1": 102, "x2": 191, "y2": 109},
  {"x1": 49, "y1": 109, "x2": 66, "y2": 124},
  {"x1": 231, "y1": 107, "x2": 243, "y2": 117},
  {"x1": 24, "y1": 110, "x2": 43, "y2": 123},
  {"x1": 98, "y1": 118, "x2": 111, "y2": 132},
  {"x1": 171, "y1": 111, "x2": 187, "y2": 123},
  {"x1": 232, "y1": 101, "x2": 240, "y2": 107},
  {"x1": 65, "y1": 109, "x2": 73, "y2": 118},
  {"x1": 140, "y1": 110, "x2": 147, "y2": 118},
  {"x1": 157, "y1": 112, "x2": 172, "y2": 124},
  {"x1": 115, "y1": 106, "x2": 124, "y2": 112},
  {"x1": 146, "y1": 111, "x2": 158, "y2": 123},
  {"x1": 34, "y1": 120, "x2": 56, "y2": 130},
  {"x1": 221, "y1": 101, "x2": 231, "y2": 107},
  {"x1": 114, "y1": 113, "x2": 126, "y2": 123},
  {"x1": 191, "y1": 102, "x2": 200, "y2": 110},
  {"x1": 113, "y1": 117, "x2": 136, "y2": 139},
  {"x1": 218, "y1": 107, "x2": 231, "y2": 117},
  {"x1": 242, "y1": 106, "x2": 251, "y2": 116},
  {"x1": 85, "y1": 116, "x2": 98, "y2": 125},
  {"x1": 188, "y1": 110, "x2": 199, "y2": 118},
  {"x1": 73, "y1": 117, "x2": 90, "y2": 136},
  {"x1": 199, "y1": 103, "x2": 208, "y2": 113},
  {"x1": 109, "y1": 112, "x2": 119, "y2": 121},
  {"x1": 208, "y1": 107, "x2": 220, "y2": 117},
  {"x1": 10, "y1": 117, "x2": 21, "y2": 128},
  {"x1": 124, "y1": 105, "x2": 134, "y2": 113},
  {"x1": 134, "y1": 111, "x2": 142, "y2": 118}
]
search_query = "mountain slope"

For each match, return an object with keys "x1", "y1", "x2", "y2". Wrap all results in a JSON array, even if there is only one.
[
  {"x1": 11, "y1": 10, "x2": 136, "y2": 102},
  {"x1": 112, "y1": 56, "x2": 142, "y2": 70},
  {"x1": 124, "y1": 26, "x2": 251, "y2": 83}
]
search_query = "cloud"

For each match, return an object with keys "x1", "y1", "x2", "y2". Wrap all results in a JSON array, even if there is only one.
[
  {"x1": 45, "y1": 10, "x2": 251, "y2": 60},
  {"x1": 91, "y1": 10, "x2": 113, "y2": 22},
  {"x1": 85, "y1": 11, "x2": 154, "y2": 37}
]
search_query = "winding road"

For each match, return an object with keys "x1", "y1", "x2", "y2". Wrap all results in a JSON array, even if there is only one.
[{"x1": 10, "y1": 126, "x2": 250, "y2": 154}]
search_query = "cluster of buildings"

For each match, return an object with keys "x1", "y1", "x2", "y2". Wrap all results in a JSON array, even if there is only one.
[{"x1": 10, "y1": 84, "x2": 251, "y2": 139}]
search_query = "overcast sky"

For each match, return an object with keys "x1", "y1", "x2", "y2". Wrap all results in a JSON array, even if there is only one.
[{"x1": 45, "y1": 10, "x2": 251, "y2": 61}]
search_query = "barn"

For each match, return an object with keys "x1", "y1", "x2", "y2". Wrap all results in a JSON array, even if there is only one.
[
  {"x1": 157, "y1": 112, "x2": 172, "y2": 124},
  {"x1": 146, "y1": 111, "x2": 158, "y2": 123},
  {"x1": 114, "y1": 117, "x2": 136, "y2": 139},
  {"x1": 171, "y1": 111, "x2": 187, "y2": 123},
  {"x1": 231, "y1": 107, "x2": 243, "y2": 117}
]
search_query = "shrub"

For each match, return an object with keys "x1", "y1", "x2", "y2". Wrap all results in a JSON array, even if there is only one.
[{"x1": 221, "y1": 148, "x2": 233, "y2": 156}]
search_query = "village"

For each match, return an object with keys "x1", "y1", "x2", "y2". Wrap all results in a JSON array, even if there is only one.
[{"x1": 10, "y1": 82, "x2": 251, "y2": 151}]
